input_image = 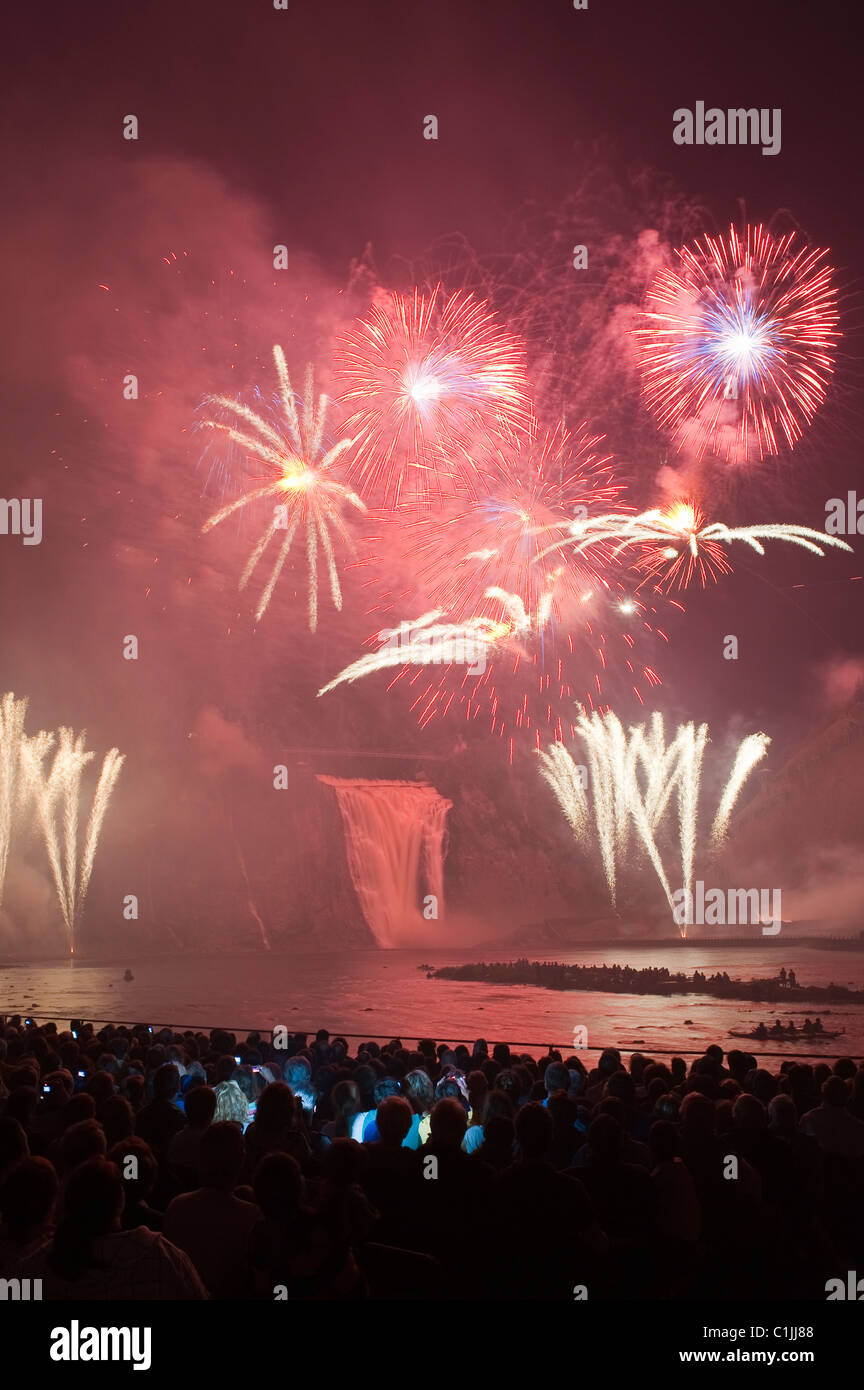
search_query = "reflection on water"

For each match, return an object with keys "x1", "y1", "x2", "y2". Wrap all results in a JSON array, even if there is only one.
[{"x1": 2, "y1": 943, "x2": 863, "y2": 1058}]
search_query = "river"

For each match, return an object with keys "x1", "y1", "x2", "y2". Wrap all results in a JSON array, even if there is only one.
[{"x1": 3, "y1": 941, "x2": 863, "y2": 1060}]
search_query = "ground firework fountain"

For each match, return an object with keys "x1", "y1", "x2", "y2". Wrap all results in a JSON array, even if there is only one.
[
  {"x1": 22, "y1": 727, "x2": 125, "y2": 956},
  {"x1": 539, "y1": 711, "x2": 770, "y2": 936},
  {"x1": 318, "y1": 777, "x2": 452, "y2": 947}
]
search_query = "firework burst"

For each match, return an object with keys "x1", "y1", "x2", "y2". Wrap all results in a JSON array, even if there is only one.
[
  {"x1": 351, "y1": 417, "x2": 664, "y2": 755},
  {"x1": 322, "y1": 581, "x2": 666, "y2": 759},
  {"x1": 541, "y1": 499, "x2": 853, "y2": 592},
  {"x1": 407, "y1": 419, "x2": 620, "y2": 622},
  {"x1": 334, "y1": 286, "x2": 532, "y2": 507},
  {"x1": 635, "y1": 224, "x2": 839, "y2": 463},
  {"x1": 201, "y1": 347, "x2": 366, "y2": 629}
]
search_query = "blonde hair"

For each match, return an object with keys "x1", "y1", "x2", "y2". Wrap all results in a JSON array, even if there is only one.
[{"x1": 213, "y1": 1079, "x2": 248, "y2": 1127}]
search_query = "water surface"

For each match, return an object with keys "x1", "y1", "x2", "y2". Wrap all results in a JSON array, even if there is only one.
[{"x1": 3, "y1": 943, "x2": 863, "y2": 1059}]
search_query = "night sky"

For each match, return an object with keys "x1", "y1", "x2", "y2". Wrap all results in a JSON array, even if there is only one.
[{"x1": 2, "y1": 0, "x2": 863, "y2": 951}]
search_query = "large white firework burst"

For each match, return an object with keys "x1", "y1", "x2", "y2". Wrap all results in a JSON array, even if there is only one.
[{"x1": 202, "y1": 346, "x2": 366, "y2": 629}]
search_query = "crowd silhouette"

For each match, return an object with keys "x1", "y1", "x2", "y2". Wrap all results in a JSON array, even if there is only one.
[{"x1": 1, "y1": 1015, "x2": 863, "y2": 1299}]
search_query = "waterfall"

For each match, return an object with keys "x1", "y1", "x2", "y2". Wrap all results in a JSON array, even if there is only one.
[{"x1": 318, "y1": 777, "x2": 453, "y2": 947}]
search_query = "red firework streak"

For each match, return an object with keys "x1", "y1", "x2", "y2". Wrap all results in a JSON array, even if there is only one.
[
  {"x1": 407, "y1": 417, "x2": 621, "y2": 622},
  {"x1": 385, "y1": 586, "x2": 667, "y2": 764},
  {"x1": 634, "y1": 499, "x2": 732, "y2": 591},
  {"x1": 359, "y1": 420, "x2": 670, "y2": 760}
]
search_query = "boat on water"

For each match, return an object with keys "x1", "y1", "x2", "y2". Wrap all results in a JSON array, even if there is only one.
[{"x1": 729, "y1": 1026, "x2": 845, "y2": 1041}]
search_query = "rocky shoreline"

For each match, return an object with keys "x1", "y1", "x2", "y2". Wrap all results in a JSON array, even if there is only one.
[{"x1": 430, "y1": 959, "x2": 864, "y2": 1005}]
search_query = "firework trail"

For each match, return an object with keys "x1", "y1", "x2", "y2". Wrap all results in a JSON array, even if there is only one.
[
  {"x1": 588, "y1": 712, "x2": 628, "y2": 903},
  {"x1": 317, "y1": 606, "x2": 526, "y2": 697},
  {"x1": 202, "y1": 347, "x2": 366, "y2": 629},
  {"x1": 334, "y1": 286, "x2": 532, "y2": 507},
  {"x1": 675, "y1": 720, "x2": 708, "y2": 918},
  {"x1": 710, "y1": 733, "x2": 771, "y2": 847},
  {"x1": 24, "y1": 729, "x2": 125, "y2": 954},
  {"x1": 16, "y1": 729, "x2": 55, "y2": 820},
  {"x1": 607, "y1": 711, "x2": 678, "y2": 911},
  {"x1": 538, "y1": 742, "x2": 589, "y2": 840},
  {"x1": 539, "y1": 710, "x2": 769, "y2": 934},
  {"x1": 0, "y1": 693, "x2": 29, "y2": 910},
  {"x1": 540, "y1": 499, "x2": 853, "y2": 592},
  {"x1": 635, "y1": 224, "x2": 839, "y2": 463},
  {"x1": 25, "y1": 730, "x2": 91, "y2": 947},
  {"x1": 226, "y1": 805, "x2": 270, "y2": 951},
  {"x1": 635, "y1": 712, "x2": 687, "y2": 829},
  {"x1": 78, "y1": 748, "x2": 125, "y2": 932}
]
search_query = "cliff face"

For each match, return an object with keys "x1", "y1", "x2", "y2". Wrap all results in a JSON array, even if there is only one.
[
  {"x1": 731, "y1": 697, "x2": 864, "y2": 855},
  {"x1": 721, "y1": 695, "x2": 864, "y2": 931},
  {"x1": 301, "y1": 693, "x2": 864, "y2": 951},
  {"x1": 50, "y1": 690, "x2": 864, "y2": 958},
  {"x1": 469, "y1": 696, "x2": 864, "y2": 950}
]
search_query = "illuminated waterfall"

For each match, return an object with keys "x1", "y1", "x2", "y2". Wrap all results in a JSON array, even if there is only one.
[{"x1": 318, "y1": 777, "x2": 452, "y2": 947}]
